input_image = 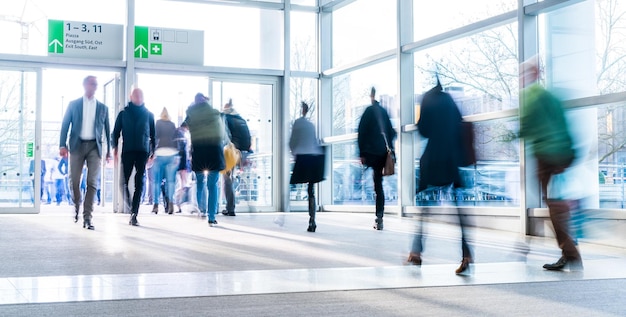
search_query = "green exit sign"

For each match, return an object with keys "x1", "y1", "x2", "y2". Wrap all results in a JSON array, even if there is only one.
[{"x1": 26, "y1": 142, "x2": 34, "y2": 158}]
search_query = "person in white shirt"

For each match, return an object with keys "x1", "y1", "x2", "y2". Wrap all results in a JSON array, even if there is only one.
[{"x1": 59, "y1": 75, "x2": 111, "y2": 230}]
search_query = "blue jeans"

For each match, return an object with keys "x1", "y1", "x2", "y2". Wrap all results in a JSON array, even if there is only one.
[
  {"x1": 153, "y1": 154, "x2": 178, "y2": 203},
  {"x1": 196, "y1": 170, "x2": 219, "y2": 222}
]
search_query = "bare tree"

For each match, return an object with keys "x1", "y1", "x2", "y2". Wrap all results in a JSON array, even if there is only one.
[{"x1": 595, "y1": 0, "x2": 626, "y2": 163}]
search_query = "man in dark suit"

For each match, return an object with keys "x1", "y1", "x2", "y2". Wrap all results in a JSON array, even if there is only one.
[{"x1": 59, "y1": 75, "x2": 111, "y2": 230}]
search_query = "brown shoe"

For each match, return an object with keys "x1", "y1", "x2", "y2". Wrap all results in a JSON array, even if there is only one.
[
  {"x1": 455, "y1": 257, "x2": 473, "y2": 275},
  {"x1": 405, "y1": 252, "x2": 422, "y2": 266}
]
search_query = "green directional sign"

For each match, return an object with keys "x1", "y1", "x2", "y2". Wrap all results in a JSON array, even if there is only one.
[
  {"x1": 134, "y1": 26, "x2": 149, "y2": 58},
  {"x1": 48, "y1": 20, "x2": 64, "y2": 54},
  {"x1": 47, "y1": 19, "x2": 122, "y2": 58}
]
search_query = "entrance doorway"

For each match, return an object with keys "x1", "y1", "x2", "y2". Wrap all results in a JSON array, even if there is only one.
[{"x1": 210, "y1": 79, "x2": 277, "y2": 211}]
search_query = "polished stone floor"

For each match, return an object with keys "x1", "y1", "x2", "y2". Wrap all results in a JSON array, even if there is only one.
[{"x1": 1, "y1": 206, "x2": 625, "y2": 306}]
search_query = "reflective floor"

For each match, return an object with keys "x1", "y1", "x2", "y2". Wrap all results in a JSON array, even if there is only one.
[{"x1": 1, "y1": 206, "x2": 625, "y2": 306}]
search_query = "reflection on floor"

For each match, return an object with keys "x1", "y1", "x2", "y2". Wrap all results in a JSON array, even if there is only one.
[{"x1": 0, "y1": 207, "x2": 625, "y2": 305}]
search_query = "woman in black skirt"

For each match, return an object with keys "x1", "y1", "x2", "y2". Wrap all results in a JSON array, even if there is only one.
[{"x1": 289, "y1": 102, "x2": 325, "y2": 232}]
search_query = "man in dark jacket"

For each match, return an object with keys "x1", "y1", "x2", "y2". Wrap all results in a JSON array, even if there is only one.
[
  {"x1": 406, "y1": 80, "x2": 473, "y2": 275},
  {"x1": 357, "y1": 87, "x2": 396, "y2": 231},
  {"x1": 111, "y1": 88, "x2": 156, "y2": 226},
  {"x1": 185, "y1": 93, "x2": 225, "y2": 226}
]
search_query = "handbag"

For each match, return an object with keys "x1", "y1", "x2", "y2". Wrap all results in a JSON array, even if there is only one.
[
  {"x1": 221, "y1": 116, "x2": 240, "y2": 174},
  {"x1": 222, "y1": 142, "x2": 240, "y2": 174},
  {"x1": 375, "y1": 107, "x2": 395, "y2": 176},
  {"x1": 383, "y1": 145, "x2": 395, "y2": 176}
]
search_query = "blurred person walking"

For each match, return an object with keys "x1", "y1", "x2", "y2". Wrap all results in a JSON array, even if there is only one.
[
  {"x1": 289, "y1": 101, "x2": 325, "y2": 232},
  {"x1": 185, "y1": 93, "x2": 225, "y2": 227},
  {"x1": 406, "y1": 79, "x2": 474, "y2": 275},
  {"x1": 357, "y1": 87, "x2": 396, "y2": 230},
  {"x1": 151, "y1": 107, "x2": 179, "y2": 215},
  {"x1": 112, "y1": 88, "x2": 156, "y2": 226},
  {"x1": 59, "y1": 75, "x2": 111, "y2": 230},
  {"x1": 221, "y1": 99, "x2": 252, "y2": 216},
  {"x1": 58, "y1": 155, "x2": 72, "y2": 204},
  {"x1": 519, "y1": 57, "x2": 581, "y2": 271},
  {"x1": 174, "y1": 121, "x2": 191, "y2": 213}
]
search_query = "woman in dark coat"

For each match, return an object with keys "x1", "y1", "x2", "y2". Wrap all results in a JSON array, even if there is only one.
[
  {"x1": 289, "y1": 102, "x2": 325, "y2": 232},
  {"x1": 407, "y1": 81, "x2": 473, "y2": 275}
]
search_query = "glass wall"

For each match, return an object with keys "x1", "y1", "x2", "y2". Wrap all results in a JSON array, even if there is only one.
[
  {"x1": 331, "y1": 0, "x2": 397, "y2": 66},
  {"x1": 135, "y1": 0, "x2": 284, "y2": 69},
  {"x1": 413, "y1": 0, "x2": 516, "y2": 41},
  {"x1": 0, "y1": 69, "x2": 37, "y2": 207},
  {"x1": 290, "y1": 11, "x2": 317, "y2": 72},
  {"x1": 414, "y1": 23, "x2": 519, "y2": 116},
  {"x1": 331, "y1": 59, "x2": 398, "y2": 136}
]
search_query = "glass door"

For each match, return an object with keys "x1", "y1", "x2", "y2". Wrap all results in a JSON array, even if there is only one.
[
  {"x1": 102, "y1": 75, "x2": 120, "y2": 209},
  {"x1": 0, "y1": 68, "x2": 40, "y2": 213},
  {"x1": 210, "y1": 78, "x2": 277, "y2": 211}
]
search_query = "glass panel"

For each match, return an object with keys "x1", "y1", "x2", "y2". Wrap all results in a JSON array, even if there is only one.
[
  {"x1": 332, "y1": 142, "x2": 397, "y2": 205},
  {"x1": 292, "y1": 0, "x2": 317, "y2": 5},
  {"x1": 332, "y1": 0, "x2": 397, "y2": 66},
  {"x1": 136, "y1": 73, "x2": 209, "y2": 126},
  {"x1": 332, "y1": 59, "x2": 398, "y2": 135},
  {"x1": 596, "y1": 103, "x2": 626, "y2": 208},
  {"x1": 289, "y1": 77, "x2": 318, "y2": 202},
  {"x1": 0, "y1": 0, "x2": 126, "y2": 56},
  {"x1": 414, "y1": 23, "x2": 519, "y2": 116},
  {"x1": 539, "y1": 0, "x2": 625, "y2": 99},
  {"x1": 290, "y1": 11, "x2": 317, "y2": 72},
  {"x1": 212, "y1": 81, "x2": 274, "y2": 207},
  {"x1": 594, "y1": 0, "x2": 626, "y2": 95},
  {"x1": 0, "y1": 69, "x2": 36, "y2": 207},
  {"x1": 136, "y1": 0, "x2": 284, "y2": 69},
  {"x1": 415, "y1": 118, "x2": 521, "y2": 207},
  {"x1": 413, "y1": 0, "x2": 516, "y2": 41}
]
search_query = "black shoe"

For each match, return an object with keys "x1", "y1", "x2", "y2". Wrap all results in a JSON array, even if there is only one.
[
  {"x1": 151, "y1": 203, "x2": 159, "y2": 214},
  {"x1": 83, "y1": 220, "x2": 94, "y2": 230},
  {"x1": 455, "y1": 257, "x2": 473, "y2": 275},
  {"x1": 74, "y1": 210, "x2": 79, "y2": 223},
  {"x1": 307, "y1": 223, "x2": 317, "y2": 232},
  {"x1": 543, "y1": 257, "x2": 583, "y2": 271},
  {"x1": 167, "y1": 202, "x2": 174, "y2": 215},
  {"x1": 208, "y1": 220, "x2": 218, "y2": 227},
  {"x1": 373, "y1": 218, "x2": 383, "y2": 230},
  {"x1": 129, "y1": 214, "x2": 139, "y2": 226}
]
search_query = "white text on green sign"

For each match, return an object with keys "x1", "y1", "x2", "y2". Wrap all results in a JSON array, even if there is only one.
[{"x1": 48, "y1": 20, "x2": 123, "y2": 59}]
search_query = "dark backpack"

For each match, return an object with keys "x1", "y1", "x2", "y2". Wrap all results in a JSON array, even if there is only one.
[{"x1": 225, "y1": 114, "x2": 251, "y2": 151}]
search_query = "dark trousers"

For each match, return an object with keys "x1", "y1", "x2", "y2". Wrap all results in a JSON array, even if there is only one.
[
  {"x1": 364, "y1": 153, "x2": 386, "y2": 220},
  {"x1": 537, "y1": 158, "x2": 581, "y2": 261},
  {"x1": 223, "y1": 169, "x2": 235, "y2": 213},
  {"x1": 122, "y1": 151, "x2": 150, "y2": 214},
  {"x1": 412, "y1": 186, "x2": 472, "y2": 258}
]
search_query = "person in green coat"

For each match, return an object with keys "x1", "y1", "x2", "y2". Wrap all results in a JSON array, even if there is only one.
[{"x1": 519, "y1": 57, "x2": 581, "y2": 271}]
